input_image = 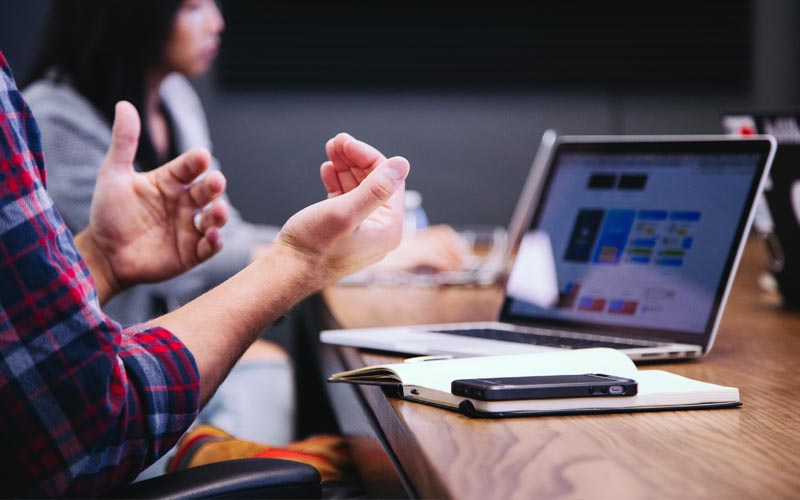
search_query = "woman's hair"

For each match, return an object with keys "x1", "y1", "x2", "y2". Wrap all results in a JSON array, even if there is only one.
[{"x1": 26, "y1": 0, "x2": 184, "y2": 170}]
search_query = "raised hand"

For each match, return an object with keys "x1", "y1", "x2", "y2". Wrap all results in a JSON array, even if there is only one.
[
  {"x1": 322, "y1": 134, "x2": 467, "y2": 275},
  {"x1": 320, "y1": 132, "x2": 387, "y2": 197},
  {"x1": 155, "y1": 134, "x2": 407, "y2": 403},
  {"x1": 275, "y1": 133, "x2": 409, "y2": 286},
  {"x1": 76, "y1": 101, "x2": 229, "y2": 302}
]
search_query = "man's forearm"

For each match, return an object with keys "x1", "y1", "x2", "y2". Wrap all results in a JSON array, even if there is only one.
[{"x1": 154, "y1": 243, "x2": 323, "y2": 405}]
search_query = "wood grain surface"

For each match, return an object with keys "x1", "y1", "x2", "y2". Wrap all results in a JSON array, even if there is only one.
[{"x1": 322, "y1": 238, "x2": 800, "y2": 499}]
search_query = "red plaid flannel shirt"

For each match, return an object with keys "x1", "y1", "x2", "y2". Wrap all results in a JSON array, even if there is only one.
[{"x1": 0, "y1": 52, "x2": 200, "y2": 497}]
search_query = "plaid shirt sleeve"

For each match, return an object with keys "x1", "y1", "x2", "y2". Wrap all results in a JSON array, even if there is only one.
[{"x1": 0, "y1": 53, "x2": 200, "y2": 497}]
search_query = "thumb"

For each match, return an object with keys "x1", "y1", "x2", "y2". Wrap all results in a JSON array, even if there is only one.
[
  {"x1": 338, "y1": 156, "x2": 410, "y2": 223},
  {"x1": 103, "y1": 101, "x2": 141, "y2": 172}
]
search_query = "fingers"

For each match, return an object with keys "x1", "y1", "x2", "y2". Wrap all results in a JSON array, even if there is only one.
[
  {"x1": 398, "y1": 225, "x2": 470, "y2": 272},
  {"x1": 429, "y1": 243, "x2": 469, "y2": 272},
  {"x1": 161, "y1": 147, "x2": 213, "y2": 185},
  {"x1": 320, "y1": 161, "x2": 343, "y2": 197},
  {"x1": 150, "y1": 147, "x2": 223, "y2": 208},
  {"x1": 325, "y1": 133, "x2": 377, "y2": 169},
  {"x1": 196, "y1": 227, "x2": 224, "y2": 262},
  {"x1": 331, "y1": 156, "x2": 409, "y2": 227},
  {"x1": 436, "y1": 245, "x2": 469, "y2": 271},
  {"x1": 103, "y1": 101, "x2": 141, "y2": 172},
  {"x1": 429, "y1": 225, "x2": 473, "y2": 261},
  {"x1": 193, "y1": 199, "x2": 229, "y2": 233},
  {"x1": 330, "y1": 155, "x2": 360, "y2": 194},
  {"x1": 418, "y1": 254, "x2": 463, "y2": 273},
  {"x1": 327, "y1": 132, "x2": 385, "y2": 169},
  {"x1": 340, "y1": 134, "x2": 385, "y2": 168},
  {"x1": 193, "y1": 200, "x2": 228, "y2": 263},
  {"x1": 323, "y1": 133, "x2": 388, "y2": 195},
  {"x1": 325, "y1": 136, "x2": 344, "y2": 168},
  {"x1": 188, "y1": 169, "x2": 226, "y2": 208}
]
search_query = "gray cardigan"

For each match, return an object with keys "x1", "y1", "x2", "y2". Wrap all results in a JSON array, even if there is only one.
[{"x1": 24, "y1": 74, "x2": 280, "y2": 325}]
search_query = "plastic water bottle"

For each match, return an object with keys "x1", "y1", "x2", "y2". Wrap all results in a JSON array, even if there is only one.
[{"x1": 404, "y1": 190, "x2": 428, "y2": 236}]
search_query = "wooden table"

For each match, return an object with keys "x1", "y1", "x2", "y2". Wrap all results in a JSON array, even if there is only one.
[{"x1": 318, "y1": 238, "x2": 800, "y2": 499}]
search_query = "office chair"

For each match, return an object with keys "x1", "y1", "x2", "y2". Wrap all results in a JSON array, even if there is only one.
[{"x1": 107, "y1": 458, "x2": 322, "y2": 499}]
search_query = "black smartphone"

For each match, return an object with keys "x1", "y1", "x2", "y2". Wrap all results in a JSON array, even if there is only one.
[{"x1": 451, "y1": 373, "x2": 638, "y2": 401}]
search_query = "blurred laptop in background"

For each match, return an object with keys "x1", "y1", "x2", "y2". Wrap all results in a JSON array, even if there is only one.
[
  {"x1": 723, "y1": 110, "x2": 800, "y2": 307},
  {"x1": 339, "y1": 129, "x2": 558, "y2": 287}
]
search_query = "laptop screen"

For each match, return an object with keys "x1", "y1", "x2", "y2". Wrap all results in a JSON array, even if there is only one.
[{"x1": 500, "y1": 137, "x2": 774, "y2": 345}]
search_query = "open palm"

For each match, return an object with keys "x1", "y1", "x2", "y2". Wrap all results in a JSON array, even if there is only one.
[
  {"x1": 86, "y1": 101, "x2": 229, "y2": 290},
  {"x1": 276, "y1": 133, "x2": 409, "y2": 284}
]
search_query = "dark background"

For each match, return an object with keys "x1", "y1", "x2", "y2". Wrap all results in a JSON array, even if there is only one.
[{"x1": 2, "y1": 0, "x2": 799, "y2": 229}]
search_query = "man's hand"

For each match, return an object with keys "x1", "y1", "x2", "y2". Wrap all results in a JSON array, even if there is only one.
[
  {"x1": 156, "y1": 133, "x2": 408, "y2": 402},
  {"x1": 75, "y1": 101, "x2": 229, "y2": 303},
  {"x1": 372, "y1": 224, "x2": 470, "y2": 273},
  {"x1": 274, "y1": 133, "x2": 410, "y2": 287}
]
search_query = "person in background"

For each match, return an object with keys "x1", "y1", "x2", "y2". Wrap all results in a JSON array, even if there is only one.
[
  {"x1": 23, "y1": 0, "x2": 466, "y2": 324},
  {"x1": 23, "y1": 0, "x2": 466, "y2": 476},
  {"x1": 1, "y1": 46, "x2": 411, "y2": 495}
]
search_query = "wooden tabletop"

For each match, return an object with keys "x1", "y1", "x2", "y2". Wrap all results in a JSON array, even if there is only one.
[{"x1": 320, "y1": 237, "x2": 800, "y2": 499}]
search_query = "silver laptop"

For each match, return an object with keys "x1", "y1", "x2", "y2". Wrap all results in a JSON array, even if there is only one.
[
  {"x1": 436, "y1": 129, "x2": 558, "y2": 285},
  {"x1": 322, "y1": 135, "x2": 776, "y2": 361},
  {"x1": 338, "y1": 129, "x2": 558, "y2": 286}
]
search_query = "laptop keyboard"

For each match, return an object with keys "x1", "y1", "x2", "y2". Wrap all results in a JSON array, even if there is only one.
[{"x1": 431, "y1": 328, "x2": 656, "y2": 349}]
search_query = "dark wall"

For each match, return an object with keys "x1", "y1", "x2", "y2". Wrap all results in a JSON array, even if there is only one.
[
  {"x1": 3, "y1": 1, "x2": 799, "y2": 228},
  {"x1": 0, "y1": 0, "x2": 49, "y2": 82}
]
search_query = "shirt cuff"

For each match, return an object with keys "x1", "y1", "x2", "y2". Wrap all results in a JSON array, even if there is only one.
[{"x1": 118, "y1": 324, "x2": 201, "y2": 456}]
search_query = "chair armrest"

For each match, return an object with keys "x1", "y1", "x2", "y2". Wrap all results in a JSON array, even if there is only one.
[{"x1": 107, "y1": 458, "x2": 321, "y2": 499}]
